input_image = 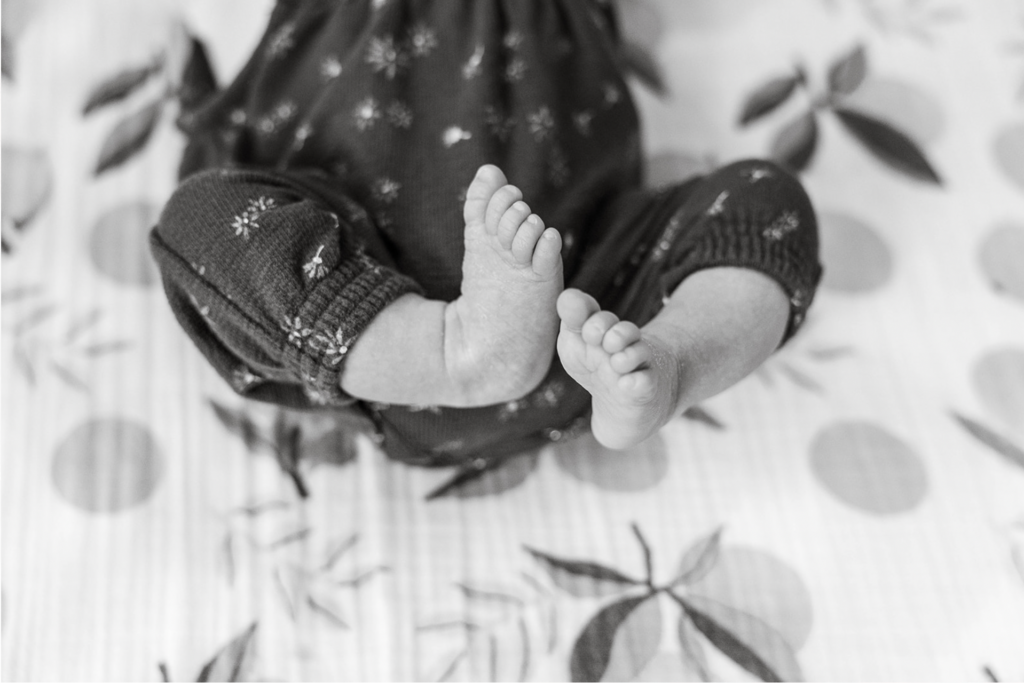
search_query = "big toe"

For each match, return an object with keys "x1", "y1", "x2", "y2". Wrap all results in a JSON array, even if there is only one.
[
  {"x1": 557, "y1": 288, "x2": 600, "y2": 332},
  {"x1": 463, "y1": 164, "x2": 508, "y2": 227}
]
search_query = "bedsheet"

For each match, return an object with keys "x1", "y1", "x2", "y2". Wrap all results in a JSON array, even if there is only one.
[{"x1": 3, "y1": 0, "x2": 1024, "y2": 680}]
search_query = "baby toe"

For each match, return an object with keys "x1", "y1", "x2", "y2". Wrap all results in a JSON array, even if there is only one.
[
  {"x1": 532, "y1": 227, "x2": 563, "y2": 277},
  {"x1": 581, "y1": 310, "x2": 619, "y2": 347},
  {"x1": 485, "y1": 184, "x2": 523, "y2": 236},
  {"x1": 463, "y1": 165, "x2": 508, "y2": 227},
  {"x1": 602, "y1": 321, "x2": 641, "y2": 354},
  {"x1": 497, "y1": 201, "x2": 532, "y2": 250},
  {"x1": 557, "y1": 289, "x2": 600, "y2": 332},
  {"x1": 511, "y1": 214, "x2": 545, "y2": 264},
  {"x1": 610, "y1": 340, "x2": 651, "y2": 374}
]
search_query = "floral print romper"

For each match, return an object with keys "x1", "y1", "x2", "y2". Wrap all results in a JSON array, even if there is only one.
[{"x1": 150, "y1": 0, "x2": 823, "y2": 465}]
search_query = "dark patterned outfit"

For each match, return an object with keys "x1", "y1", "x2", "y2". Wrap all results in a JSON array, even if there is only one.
[{"x1": 150, "y1": 0, "x2": 822, "y2": 466}]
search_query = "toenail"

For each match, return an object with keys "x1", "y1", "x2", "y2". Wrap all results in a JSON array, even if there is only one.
[{"x1": 528, "y1": 215, "x2": 538, "y2": 224}]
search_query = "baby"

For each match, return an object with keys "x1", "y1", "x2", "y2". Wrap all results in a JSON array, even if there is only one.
[{"x1": 152, "y1": 0, "x2": 821, "y2": 464}]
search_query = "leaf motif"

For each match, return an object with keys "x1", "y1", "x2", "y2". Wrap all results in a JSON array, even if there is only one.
[
  {"x1": 525, "y1": 546, "x2": 642, "y2": 598},
  {"x1": 94, "y1": 99, "x2": 163, "y2": 175},
  {"x1": 307, "y1": 590, "x2": 348, "y2": 629},
  {"x1": 739, "y1": 74, "x2": 801, "y2": 126},
  {"x1": 828, "y1": 45, "x2": 867, "y2": 95},
  {"x1": 618, "y1": 41, "x2": 667, "y2": 96},
  {"x1": 50, "y1": 361, "x2": 90, "y2": 393},
  {"x1": 12, "y1": 304, "x2": 57, "y2": 336},
  {"x1": 1, "y1": 285, "x2": 44, "y2": 303},
  {"x1": 195, "y1": 621, "x2": 258, "y2": 682},
  {"x1": 302, "y1": 423, "x2": 358, "y2": 468},
  {"x1": 779, "y1": 362, "x2": 824, "y2": 394},
  {"x1": 14, "y1": 345, "x2": 35, "y2": 384},
  {"x1": 682, "y1": 406, "x2": 725, "y2": 430},
  {"x1": 681, "y1": 595, "x2": 803, "y2": 682},
  {"x1": 678, "y1": 613, "x2": 711, "y2": 681},
  {"x1": 1, "y1": 32, "x2": 13, "y2": 80},
  {"x1": 770, "y1": 111, "x2": 818, "y2": 173},
  {"x1": 952, "y1": 413, "x2": 1024, "y2": 470},
  {"x1": 321, "y1": 532, "x2": 359, "y2": 571},
  {"x1": 570, "y1": 594, "x2": 661, "y2": 682},
  {"x1": 63, "y1": 309, "x2": 103, "y2": 343},
  {"x1": 833, "y1": 107, "x2": 942, "y2": 184},
  {"x1": 672, "y1": 526, "x2": 723, "y2": 586},
  {"x1": 79, "y1": 340, "x2": 132, "y2": 357},
  {"x1": 426, "y1": 450, "x2": 539, "y2": 499},
  {"x1": 806, "y1": 346, "x2": 854, "y2": 361},
  {"x1": 208, "y1": 399, "x2": 262, "y2": 451},
  {"x1": 2, "y1": 146, "x2": 53, "y2": 227},
  {"x1": 82, "y1": 58, "x2": 162, "y2": 115},
  {"x1": 178, "y1": 35, "x2": 218, "y2": 112},
  {"x1": 158, "y1": 662, "x2": 171, "y2": 682}
]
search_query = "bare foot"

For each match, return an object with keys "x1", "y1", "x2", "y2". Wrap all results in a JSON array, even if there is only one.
[
  {"x1": 556, "y1": 288, "x2": 679, "y2": 449},
  {"x1": 448, "y1": 165, "x2": 564, "y2": 401}
]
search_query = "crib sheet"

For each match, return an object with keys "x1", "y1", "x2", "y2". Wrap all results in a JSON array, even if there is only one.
[{"x1": 3, "y1": 0, "x2": 1024, "y2": 680}]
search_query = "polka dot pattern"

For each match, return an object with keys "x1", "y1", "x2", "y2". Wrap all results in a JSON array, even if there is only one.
[
  {"x1": 978, "y1": 222, "x2": 1024, "y2": 303},
  {"x1": 810, "y1": 421, "x2": 928, "y2": 515},
  {"x1": 818, "y1": 211, "x2": 893, "y2": 293},
  {"x1": 553, "y1": 433, "x2": 667, "y2": 491},
  {"x1": 994, "y1": 123, "x2": 1024, "y2": 192},
  {"x1": 89, "y1": 203, "x2": 160, "y2": 287},
  {"x1": 972, "y1": 347, "x2": 1024, "y2": 437},
  {"x1": 52, "y1": 418, "x2": 163, "y2": 513},
  {"x1": 690, "y1": 546, "x2": 815, "y2": 650}
]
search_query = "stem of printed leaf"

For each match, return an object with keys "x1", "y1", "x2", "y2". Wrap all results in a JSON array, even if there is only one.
[{"x1": 631, "y1": 523, "x2": 655, "y2": 588}]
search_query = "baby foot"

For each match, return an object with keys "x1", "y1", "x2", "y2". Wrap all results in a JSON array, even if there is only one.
[
  {"x1": 556, "y1": 288, "x2": 679, "y2": 449},
  {"x1": 450, "y1": 165, "x2": 564, "y2": 402}
]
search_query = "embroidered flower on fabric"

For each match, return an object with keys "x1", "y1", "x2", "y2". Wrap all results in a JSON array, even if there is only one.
[
  {"x1": 231, "y1": 196, "x2": 276, "y2": 239},
  {"x1": 407, "y1": 24, "x2": 438, "y2": 57},
  {"x1": 505, "y1": 58, "x2": 527, "y2": 83},
  {"x1": 572, "y1": 110, "x2": 594, "y2": 137},
  {"x1": 257, "y1": 100, "x2": 297, "y2": 135},
  {"x1": 353, "y1": 97, "x2": 382, "y2": 131},
  {"x1": 498, "y1": 399, "x2": 527, "y2": 422},
  {"x1": 763, "y1": 211, "x2": 800, "y2": 240},
  {"x1": 706, "y1": 191, "x2": 729, "y2": 216},
  {"x1": 790, "y1": 288, "x2": 808, "y2": 309},
  {"x1": 320, "y1": 55, "x2": 343, "y2": 80},
  {"x1": 303, "y1": 245, "x2": 328, "y2": 280},
  {"x1": 366, "y1": 35, "x2": 408, "y2": 80},
  {"x1": 371, "y1": 0, "x2": 388, "y2": 9},
  {"x1": 462, "y1": 45, "x2": 485, "y2": 80},
  {"x1": 533, "y1": 380, "x2": 565, "y2": 408},
  {"x1": 188, "y1": 294, "x2": 211, "y2": 319},
  {"x1": 372, "y1": 177, "x2": 401, "y2": 204},
  {"x1": 432, "y1": 439, "x2": 466, "y2": 454},
  {"x1": 304, "y1": 384, "x2": 331, "y2": 406},
  {"x1": 484, "y1": 106, "x2": 515, "y2": 142},
  {"x1": 408, "y1": 404, "x2": 442, "y2": 414},
  {"x1": 548, "y1": 146, "x2": 569, "y2": 187},
  {"x1": 232, "y1": 366, "x2": 262, "y2": 392},
  {"x1": 386, "y1": 101, "x2": 413, "y2": 129},
  {"x1": 503, "y1": 31, "x2": 524, "y2": 50},
  {"x1": 313, "y1": 327, "x2": 355, "y2": 366},
  {"x1": 603, "y1": 82, "x2": 622, "y2": 107},
  {"x1": 190, "y1": 262, "x2": 206, "y2": 276},
  {"x1": 443, "y1": 126, "x2": 472, "y2": 148},
  {"x1": 292, "y1": 123, "x2": 313, "y2": 150},
  {"x1": 230, "y1": 109, "x2": 247, "y2": 126},
  {"x1": 527, "y1": 106, "x2": 555, "y2": 142},
  {"x1": 651, "y1": 215, "x2": 683, "y2": 262},
  {"x1": 281, "y1": 316, "x2": 313, "y2": 348},
  {"x1": 742, "y1": 166, "x2": 775, "y2": 183},
  {"x1": 267, "y1": 22, "x2": 296, "y2": 58}
]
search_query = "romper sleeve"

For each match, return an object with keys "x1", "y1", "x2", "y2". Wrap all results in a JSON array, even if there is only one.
[{"x1": 149, "y1": 167, "x2": 424, "y2": 408}]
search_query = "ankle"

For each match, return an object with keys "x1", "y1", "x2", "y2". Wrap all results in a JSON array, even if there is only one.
[{"x1": 441, "y1": 300, "x2": 550, "y2": 406}]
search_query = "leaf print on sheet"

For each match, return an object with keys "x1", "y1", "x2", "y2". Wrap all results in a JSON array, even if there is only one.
[
  {"x1": 739, "y1": 70, "x2": 803, "y2": 126},
  {"x1": 82, "y1": 56, "x2": 163, "y2": 115},
  {"x1": 952, "y1": 412, "x2": 1024, "y2": 470},
  {"x1": 676, "y1": 595, "x2": 803, "y2": 682},
  {"x1": 570, "y1": 594, "x2": 662, "y2": 682},
  {"x1": 524, "y1": 547, "x2": 642, "y2": 598},
  {"x1": 834, "y1": 107, "x2": 942, "y2": 183},
  {"x1": 763, "y1": 211, "x2": 801, "y2": 240},
  {"x1": 180, "y1": 621, "x2": 258, "y2": 683},
  {"x1": 94, "y1": 98, "x2": 163, "y2": 175},
  {"x1": 427, "y1": 449, "x2": 541, "y2": 499}
]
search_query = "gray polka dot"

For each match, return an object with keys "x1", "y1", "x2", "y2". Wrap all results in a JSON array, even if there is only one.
[
  {"x1": 645, "y1": 152, "x2": 714, "y2": 189},
  {"x1": 52, "y1": 418, "x2": 162, "y2": 513},
  {"x1": 972, "y1": 347, "x2": 1024, "y2": 437},
  {"x1": 1, "y1": 146, "x2": 52, "y2": 224},
  {"x1": 979, "y1": 222, "x2": 1024, "y2": 302},
  {"x1": 843, "y1": 77, "x2": 945, "y2": 145},
  {"x1": 553, "y1": 433, "x2": 667, "y2": 491},
  {"x1": 690, "y1": 546, "x2": 814, "y2": 650},
  {"x1": 810, "y1": 421, "x2": 928, "y2": 515},
  {"x1": 89, "y1": 203, "x2": 160, "y2": 287},
  {"x1": 819, "y1": 211, "x2": 893, "y2": 293},
  {"x1": 994, "y1": 123, "x2": 1024, "y2": 192}
]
